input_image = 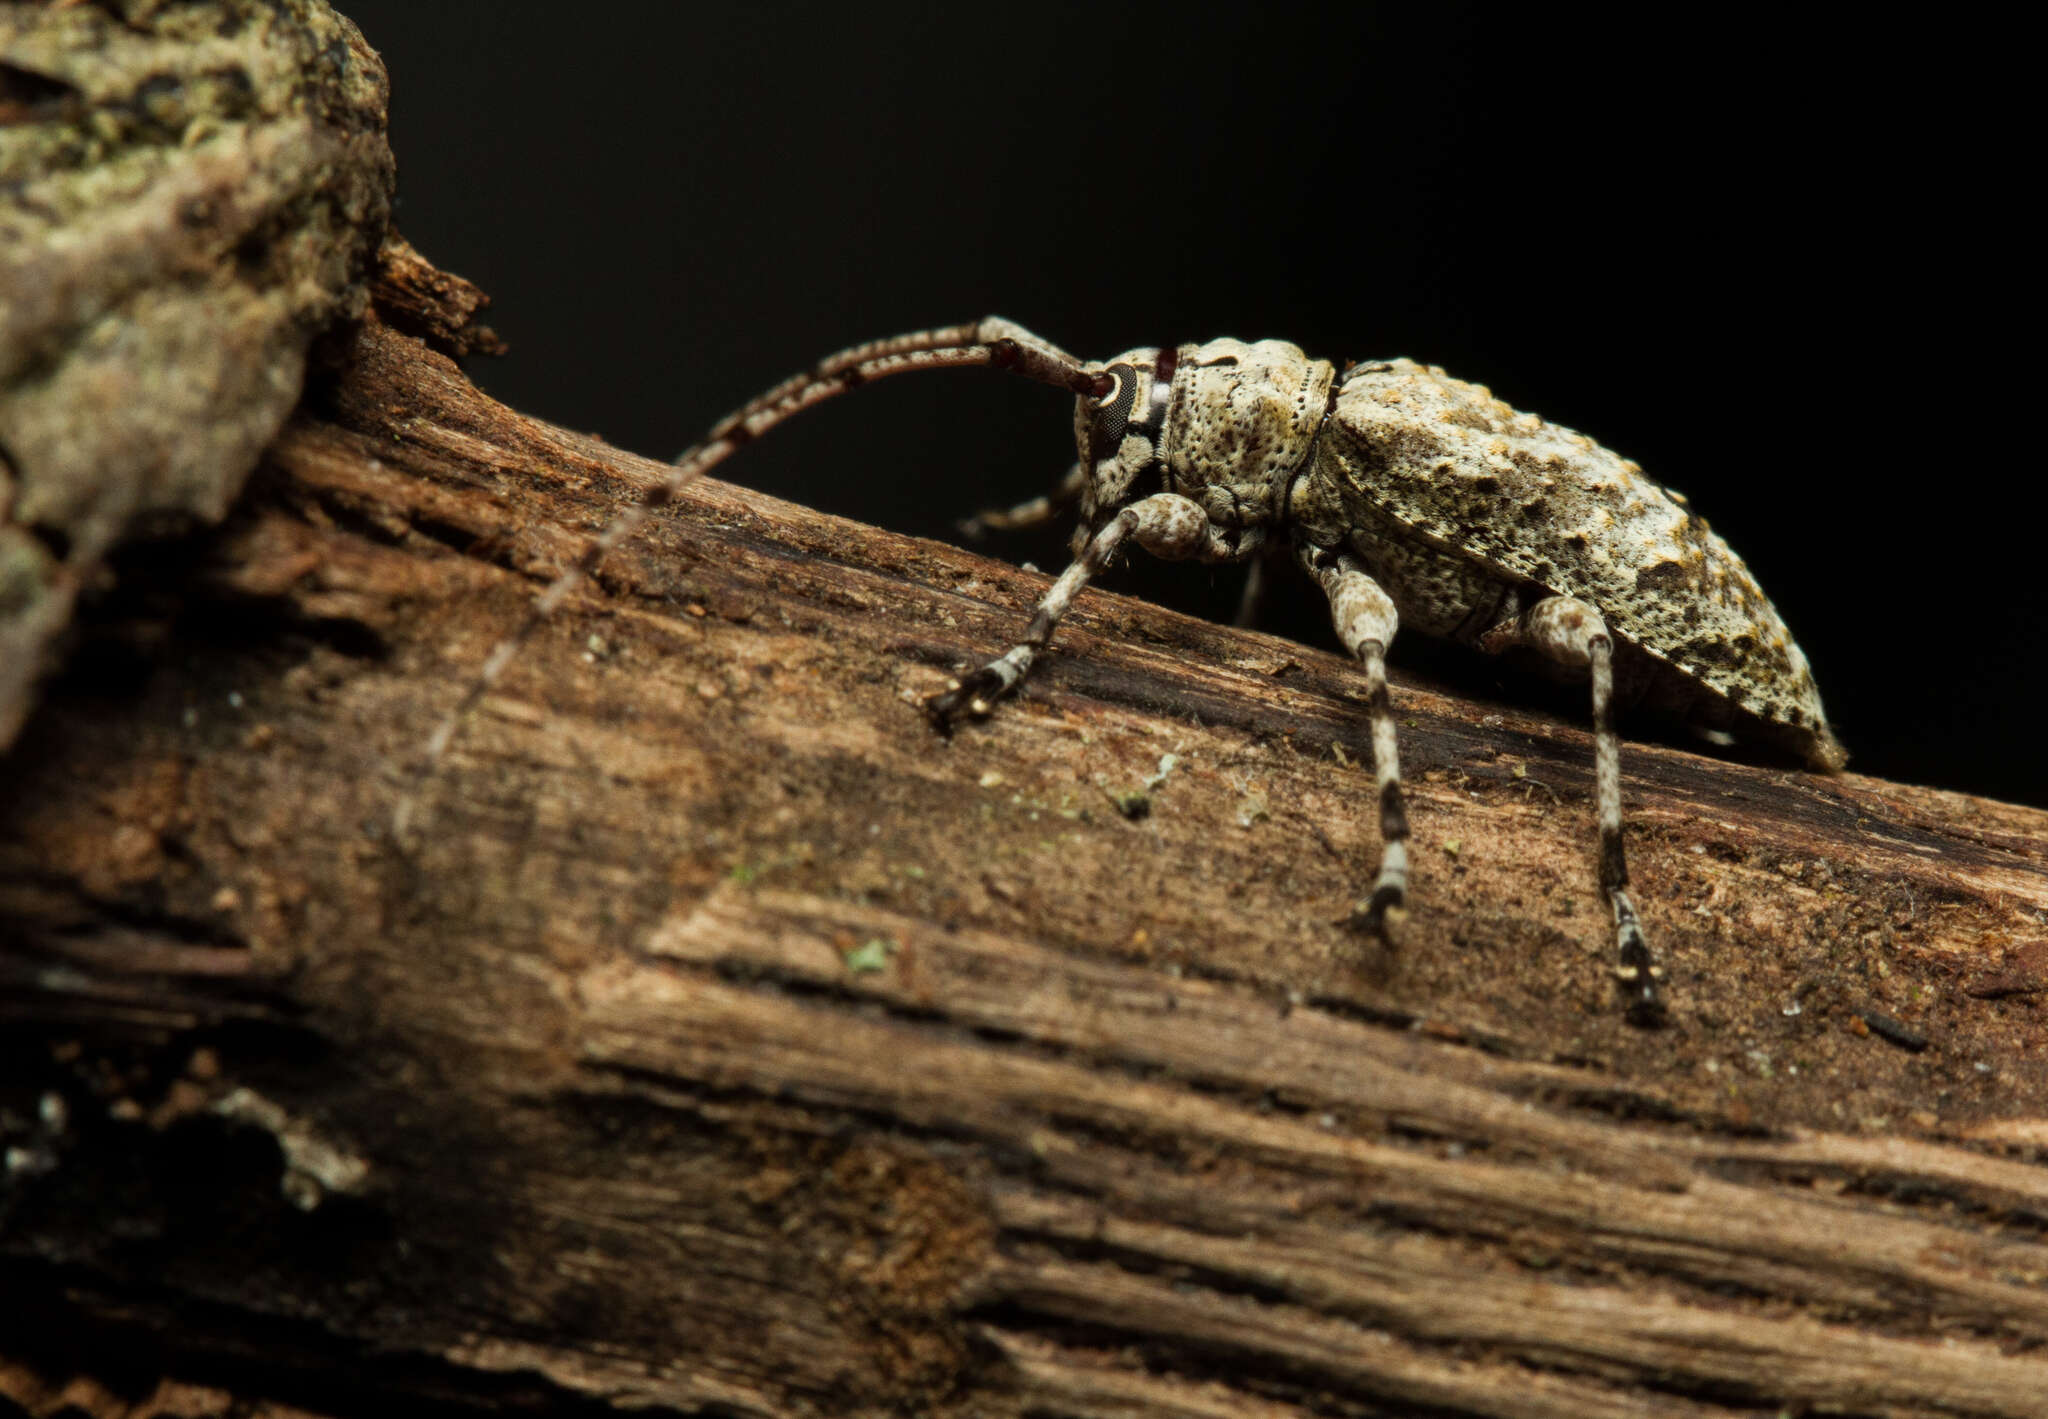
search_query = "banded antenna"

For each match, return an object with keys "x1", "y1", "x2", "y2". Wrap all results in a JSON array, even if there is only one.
[{"x1": 393, "y1": 317, "x2": 1109, "y2": 841}]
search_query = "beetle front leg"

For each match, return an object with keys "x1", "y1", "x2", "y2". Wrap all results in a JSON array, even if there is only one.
[
  {"x1": 1301, "y1": 547, "x2": 1409, "y2": 939},
  {"x1": 956, "y1": 461, "x2": 1086, "y2": 539},
  {"x1": 1481, "y1": 597, "x2": 1665, "y2": 1026},
  {"x1": 927, "y1": 493, "x2": 1219, "y2": 725}
]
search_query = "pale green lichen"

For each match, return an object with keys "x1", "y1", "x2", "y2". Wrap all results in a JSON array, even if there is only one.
[{"x1": 842, "y1": 939, "x2": 893, "y2": 974}]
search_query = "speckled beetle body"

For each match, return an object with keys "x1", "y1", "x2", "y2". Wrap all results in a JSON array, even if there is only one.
[
  {"x1": 1068, "y1": 337, "x2": 1840, "y2": 774},
  {"x1": 411, "y1": 317, "x2": 1842, "y2": 1025},
  {"x1": 1313, "y1": 357, "x2": 1841, "y2": 768}
]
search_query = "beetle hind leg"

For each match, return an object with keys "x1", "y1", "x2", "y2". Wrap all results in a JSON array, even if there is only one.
[{"x1": 1481, "y1": 597, "x2": 1665, "y2": 1025}]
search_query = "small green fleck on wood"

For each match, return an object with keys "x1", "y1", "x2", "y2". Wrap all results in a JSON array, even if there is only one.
[{"x1": 843, "y1": 939, "x2": 893, "y2": 973}]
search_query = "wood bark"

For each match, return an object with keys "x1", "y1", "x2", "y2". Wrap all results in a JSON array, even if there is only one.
[{"x1": 3, "y1": 261, "x2": 2048, "y2": 1419}]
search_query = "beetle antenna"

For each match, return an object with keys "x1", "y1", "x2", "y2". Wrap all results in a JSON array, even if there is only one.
[{"x1": 392, "y1": 317, "x2": 1103, "y2": 843}]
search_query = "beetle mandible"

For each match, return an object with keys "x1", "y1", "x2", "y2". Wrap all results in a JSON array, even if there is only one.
[{"x1": 406, "y1": 317, "x2": 1844, "y2": 1025}]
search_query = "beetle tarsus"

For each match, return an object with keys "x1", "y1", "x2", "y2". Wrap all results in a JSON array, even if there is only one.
[
  {"x1": 1347, "y1": 883, "x2": 1407, "y2": 945},
  {"x1": 1615, "y1": 921, "x2": 1667, "y2": 1027},
  {"x1": 925, "y1": 666, "x2": 1010, "y2": 728}
]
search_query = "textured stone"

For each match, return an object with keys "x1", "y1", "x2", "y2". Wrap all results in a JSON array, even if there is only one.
[{"x1": 0, "y1": 0, "x2": 395, "y2": 747}]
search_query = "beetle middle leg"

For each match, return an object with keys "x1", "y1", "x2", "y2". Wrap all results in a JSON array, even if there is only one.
[
  {"x1": 1301, "y1": 547, "x2": 1410, "y2": 940},
  {"x1": 927, "y1": 493, "x2": 1224, "y2": 724},
  {"x1": 1481, "y1": 596, "x2": 1665, "y2": 1025},
  {"x1": 1233, "y1": 548, "x2": 1283, "y2": 629}
]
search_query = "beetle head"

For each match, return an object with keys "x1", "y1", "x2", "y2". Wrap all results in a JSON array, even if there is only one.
[{"x1": 1070, "y1": 345, "x2": 1173, "y2": 551}]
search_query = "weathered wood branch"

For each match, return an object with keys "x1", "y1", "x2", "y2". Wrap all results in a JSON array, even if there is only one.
[{"x1": 4, "y1": 290, "x2": 2048, "y2": 1418}]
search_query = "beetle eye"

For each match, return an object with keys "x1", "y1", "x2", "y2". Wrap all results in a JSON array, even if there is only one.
[{"x1": 1090, "y1": 362, "x2": 1140, "y2": 458}]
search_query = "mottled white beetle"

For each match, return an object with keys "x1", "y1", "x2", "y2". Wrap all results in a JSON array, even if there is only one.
[{"x1": 408, "y1": 318, "x2": 1843, "y2": 1025}]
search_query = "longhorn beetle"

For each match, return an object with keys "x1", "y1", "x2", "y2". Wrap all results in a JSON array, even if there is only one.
[{"x1": 403, "y1": 318, "x2": 1844, "y2": 1025}]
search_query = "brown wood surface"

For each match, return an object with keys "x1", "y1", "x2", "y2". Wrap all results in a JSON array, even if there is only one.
[{"x1": 4, "y1": 291, "x2": 2048, "y2": 1418}]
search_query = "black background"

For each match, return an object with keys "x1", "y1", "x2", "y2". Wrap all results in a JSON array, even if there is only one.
[{"x1": 337, "y1": 4, "x2": 2037, "y2": 807}]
